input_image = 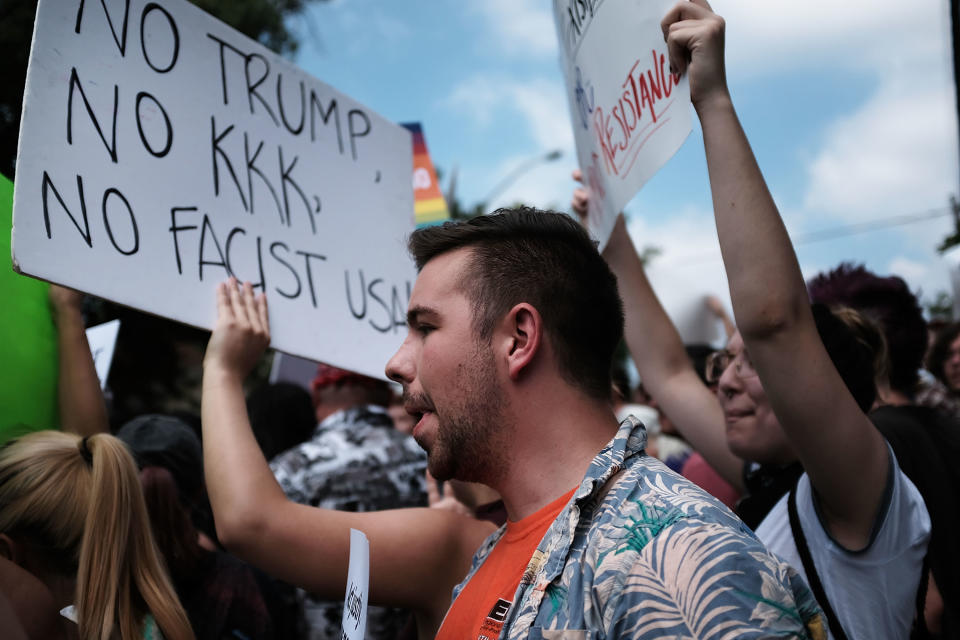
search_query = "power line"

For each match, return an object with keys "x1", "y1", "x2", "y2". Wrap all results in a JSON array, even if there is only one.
[
  {"x1": 659, "y1": 204, "x2": 954, "y2": 265},
  {"x1": 790, "y1": 206, "x2": 953, "y2": 245}
]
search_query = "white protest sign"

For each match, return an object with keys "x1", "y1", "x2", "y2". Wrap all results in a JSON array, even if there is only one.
[
  {"x1": 646, "y1": 265, "x2": 724, "y2": 346},
  {"x1": 942, "y1": 244, "x2": 960, "y2": 320},
  {"x1": 554, "y1": 0, "x2": 691, "y2": 246},
  {"x1": 14, "y1": 0, "x2": 415, "y2": 380},
  {"x1": 85, "y1": 319, "x2": 121, "y2": 389},
  {"x1": 340, "y1": 528, "x2": 369, "y2": 640}
]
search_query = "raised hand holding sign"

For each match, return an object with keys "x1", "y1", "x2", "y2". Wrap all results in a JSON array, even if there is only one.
[{"x1": 554, "y1": 0, "x2": 692, "y2": 246}]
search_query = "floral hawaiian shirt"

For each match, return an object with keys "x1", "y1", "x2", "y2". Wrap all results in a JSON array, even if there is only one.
[{"x1": 453, "y1": 416, "x2": 826, "y2": 640}]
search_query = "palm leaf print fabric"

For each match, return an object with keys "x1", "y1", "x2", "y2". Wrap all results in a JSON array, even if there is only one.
[{"x1": 452, "y1": 417, "x2": 826, "y2": 640}]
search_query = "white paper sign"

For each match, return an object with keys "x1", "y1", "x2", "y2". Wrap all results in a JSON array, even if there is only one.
[
  {"x1": 340, "y1": 528, "x2": 369, "y2": 640},
  {"x1": 13, "y1": 0, "x2": 415, "y2": 380},
  {"x1": 85, "y1": 319, "x2": 121, "y2": 389},
  {"x1": 646, "y1": 265, "x2": 724, "y2": 346},
  {"x1": 942, "y1": 244, "x2": 960, "y2": 320},
  {"x1": 554, "y1": 0, "x2": 691, "y2": 246}
]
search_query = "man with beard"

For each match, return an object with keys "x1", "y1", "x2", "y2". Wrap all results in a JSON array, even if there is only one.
[{"x1": 201, "y1": 204, "x2": 824, "y2": 639}]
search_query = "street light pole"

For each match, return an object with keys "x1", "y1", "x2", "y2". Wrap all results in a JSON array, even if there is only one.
[{"x1": 481, "y1": 149, "x2": 564, "y2": 207}]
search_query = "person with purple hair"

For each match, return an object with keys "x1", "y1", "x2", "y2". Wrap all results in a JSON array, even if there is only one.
[
  {"x1": 809, "y1": 267, "x2": 960, "y2": 637},
  {"x1": 806, "y1": 263, "x2": 955, "y2": 411}
]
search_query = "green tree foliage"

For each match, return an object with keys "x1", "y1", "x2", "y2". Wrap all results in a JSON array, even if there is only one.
[
  {"x1": 190, "y1": 0, "x2": 310, "y2": 56},
  {"x1": 0, "y1": 0, "x2": 323, "y2": 178},
  {"x1": 927, "y1": 290, "x2": 954, "y2": 322}
]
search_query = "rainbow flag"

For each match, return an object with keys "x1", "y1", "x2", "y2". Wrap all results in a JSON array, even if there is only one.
[{"x1": 402, "y1": 123, "x2": 450, "y2": 228}]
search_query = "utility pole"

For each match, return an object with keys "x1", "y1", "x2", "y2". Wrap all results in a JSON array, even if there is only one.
[
  {"x1": 952, "y1": 0, "x2": 960, "y2": 191},
  {"x1": 937, "y1": 195, "x2": 960, "y2": 253}
]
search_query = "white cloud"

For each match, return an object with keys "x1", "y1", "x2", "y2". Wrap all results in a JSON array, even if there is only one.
[
  {"x1": 888, "y1": 256, "x2": 931, "y2": 284},
  {"x1": 766, "y1": 0, "x2": 960, "y2": 308},
  {"x1": 715, "y1": 2, "x2": 958, "y2": 230},
  {"x1": 802, "y1": 82, "x2": 958, "y2": 221},
  {"x1": 484, "y1": 154, "x2": 573, "y2": 211},
  {"x1": 722, "y1": 0, "x2": 946, "y2": 76},
  {"x1": 316, "y1": 4, "x2": 410, "y2": 56},
  {"x1": 885, "y1": 253, "x2": 954, "y2": 303},
  {"x1": 450, "y1": 1, "x2": 960, "y2": 315},
  {"x1": 471, "y1": 0, "x2": 557, "y2": 58},
  {"x1": 444, "y1": 76, "x2": 500, "y2": 128},
  {"x1": 623, "y1": 209, "x2": 731, "y2": 344},
  {"x1": 510, "y1": 81, "x2": 574, "y2": 150},
  {"x1": 371, "y1": 12, "x2": 411, "y2": 41},
  {"x1": 446, "y1": 75, "x2": 571, "y2": 149},
  {"x1": 445, "y1": 75, "x2": 575, "y2": 208}
]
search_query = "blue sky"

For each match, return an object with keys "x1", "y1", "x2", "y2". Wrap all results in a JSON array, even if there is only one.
[{"x1": 287, "y1": 0, "x2": 959, "y2": 321}]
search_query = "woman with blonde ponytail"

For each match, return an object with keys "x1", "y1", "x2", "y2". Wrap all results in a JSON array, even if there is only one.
[{"x1": 0, "y1": 431, "x2": 194, "y2": 640}]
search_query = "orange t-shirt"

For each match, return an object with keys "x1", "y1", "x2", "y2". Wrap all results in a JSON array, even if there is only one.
[{"x1": 435, "y1": 487, "x2": 576, "y2": 640}]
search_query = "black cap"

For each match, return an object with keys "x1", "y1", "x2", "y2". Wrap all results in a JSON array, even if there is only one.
[{"x1": 116, "y1": 414, "x2": 203, "y2": 501}]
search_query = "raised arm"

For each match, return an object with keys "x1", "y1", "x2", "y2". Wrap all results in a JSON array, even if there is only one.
[
  {"x1": 663, "y1": 0, "x2": 889, "y2": 547},
  {"x1": 705, "y1": 295, "x2": 736, "y2": 340},
  {"x1": 572, "y1": 182, "x2": 743, "y2": 489},
  {"x1": 200, "y1": 279, "x2": 492, "y2": 629},
  {"x1": 49, "y1": 285, "x2": 109, "y2": 436}
]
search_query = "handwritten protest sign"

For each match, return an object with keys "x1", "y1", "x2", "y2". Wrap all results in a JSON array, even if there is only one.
[
  {"x1": 13, "y1": 0, "x2": 415, "y2": 380},
  {"x1": 554, "y1": 0, "x2": 691, "y2": 245},
  {"x1": 340, "y1": 529, "x2": 370, "y2": 640},
  {"x1": 86, "y1": 319, "x2": 121, "y2": 390}
]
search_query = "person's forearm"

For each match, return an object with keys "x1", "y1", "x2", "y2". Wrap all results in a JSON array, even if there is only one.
[
  {"x1": 698, "y1": 97, "x2": 808, "y2": 339},
  {"x1": 698, "y1": 95, "x2": 888, "y2": 537},
  {"x1": 201, "y1": 364, "x2": 288, "y2": 548},
  {"x1": 54, "y1": 304, "x2": 108, "y2": 436}
]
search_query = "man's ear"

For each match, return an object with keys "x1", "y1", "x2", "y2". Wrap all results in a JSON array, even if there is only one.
[
  {"x1": 0, "y1": 534, "x2": 19, "y2": 563},
  {"x1": 502, "y1": 303, "x2": 543, "y2": 380}
]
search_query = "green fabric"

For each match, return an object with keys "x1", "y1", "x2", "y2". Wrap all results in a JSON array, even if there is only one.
[{"x1": 0, "y1": 172, "x2": 58, "y2": 442}]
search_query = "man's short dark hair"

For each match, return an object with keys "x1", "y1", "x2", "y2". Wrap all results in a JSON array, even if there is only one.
[
  {"x1": 808, "y1": 263, "x2": 927, "y2": 394},
  {"x1": 409, "y1": 207, "x2": 624, "y2": 400}
]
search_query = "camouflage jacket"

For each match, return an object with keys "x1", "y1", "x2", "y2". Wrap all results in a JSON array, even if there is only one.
[
  {"x1": 270, "y1": 404, "x2": 427, "y2": 640},
  {"x1": 453, "y1": 416, "x2": 826, "y2": 640}
]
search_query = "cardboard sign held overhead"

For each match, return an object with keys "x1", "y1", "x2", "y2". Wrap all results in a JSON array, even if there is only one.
[
  {"x1": 86, "y1": 319, "x2": 121, "y2": 390},
  {"x1": 942, "y1": 244, "x2": 960, "y2": 320},
  {"x1": 340, "y1": 529, "x2": 370, "y2": 640},
  {"x1": 554, "y1": 0, "x2": 692, "y2": 246},
  {"x1": 14, "y1": 0, "x2": 415, "y2": 380}
]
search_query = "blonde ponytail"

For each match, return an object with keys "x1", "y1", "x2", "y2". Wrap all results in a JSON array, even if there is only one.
[{"x1": 0, "y1": 432, "x2": 194, "y2": 640}]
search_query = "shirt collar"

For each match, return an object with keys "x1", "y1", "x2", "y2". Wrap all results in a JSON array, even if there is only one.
[{"x1": 573, "y1": 414, "x2": 647, "y2": 503}]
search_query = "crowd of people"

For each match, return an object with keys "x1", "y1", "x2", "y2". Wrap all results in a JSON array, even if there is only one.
[{"x1": 3, "y1": 1, "x2": 959, "y2": 638}]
